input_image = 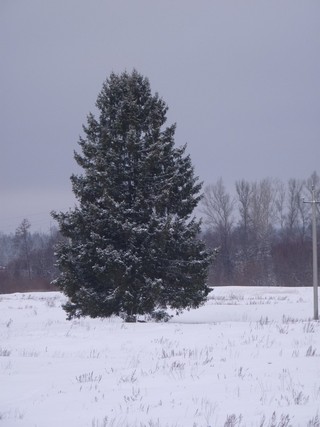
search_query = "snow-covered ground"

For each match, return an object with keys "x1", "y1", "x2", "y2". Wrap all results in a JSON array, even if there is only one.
[{"x1": 1, "y1": 287, "x2": 320, "y2": 427}]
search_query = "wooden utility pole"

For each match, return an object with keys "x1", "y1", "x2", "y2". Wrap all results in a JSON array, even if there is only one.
[{"x1": 304, "y1": 185, "x2": 320, "y2": 320}]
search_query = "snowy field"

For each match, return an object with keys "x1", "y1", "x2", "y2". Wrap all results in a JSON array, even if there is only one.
[{"x1": 1, "y1": 287, "x2": 320, "y2": 427}]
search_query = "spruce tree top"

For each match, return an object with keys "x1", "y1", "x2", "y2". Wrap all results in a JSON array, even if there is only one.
[{"x1": 72, "y1": 70, "x2": 201, "y2": 219}]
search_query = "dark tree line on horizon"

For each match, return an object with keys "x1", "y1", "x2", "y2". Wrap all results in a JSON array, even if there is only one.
[
  {"x1": 201, "y1": 172, "x2": 320, "y2": 288},
  {"x1": 0, "y1": 172, "x2": 318, "y2": 294},
  {"x1": 0, "y1": 220, "x2": 62, "y2": 293}
]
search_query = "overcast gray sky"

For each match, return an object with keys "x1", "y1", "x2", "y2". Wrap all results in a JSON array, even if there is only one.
[{"x1": 1, "y1": 1, "x2": 320, "y2": 232}]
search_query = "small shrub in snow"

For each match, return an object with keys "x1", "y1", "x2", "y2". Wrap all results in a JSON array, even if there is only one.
[
  {"x1": 0, "y1": 347, "x2": 11, "y2": 356},
  {"x1": 223, "y1": 413, "x2": 243, "y2": 427},
  {"x1": 76, "y1": 371, "x2": 102, "y2": 383},
  {"x1": 19, "y1": 349, "x2": 39, "y2": 357},
  {"x1": 282, "y1": 315, "x2": 300, "y2": 324},
  {"x1": 45, "y1": 298, "x2": 56, "y2": 308},
  {"x1": 88, "y1": 349, "x2": 100, "y2": 359},
  {"x1": 259, "y1": 316, "x2": 270, "y2": 326},
  {"x1": 303, "y1": 322, "x2": 315, "y2": 333},
  {"x1": 260, "y1": 412, "x2": 291, "y2": 427},
  {"x1": 91, "y1": 416, "x2": 108, "y2": 427},
  {"x1": 306, "y1": 346, "x2": 317, "y2": 357},
  {"x1": 119, "y1": 370, "x2": 137, "y2": 384},
  {"x1": 149, "y1": 310, "x2": 172, "y2": 322},
  {"x1": 277, "y1": 325, "x2": 289, "y2": 334},
  {"x1": 292, "y1": 390, "x2": 309, "y2": 405},
  {"x1": 307, "y1": 414, "x2": 320, "y2": 427},
  {"x1": 0, "y1": 410, "x2": 24, "y2": 421}
]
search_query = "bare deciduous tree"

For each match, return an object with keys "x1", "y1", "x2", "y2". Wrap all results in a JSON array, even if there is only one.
[
  {"x1": 202, "y1": 178, "x2": 235, "y2": 240},
  {"x1": 201, "y1": 178, "x2": 235, "y2": 283},
  {"x1": 286, "y1": 178, "x2": 304, "y2": 236},
  {"x1": 14, "y1": 219, "x2": 32, "y2": 279},
  {"x1": 249, "y1": 178, "x2": 276, "y2": 242},
  {"x1": 235, "y1": 179, "x2": 252, "y2": 251},
  {"x1": 274, "y1": 179, "x2": 286, "y2": 231}
]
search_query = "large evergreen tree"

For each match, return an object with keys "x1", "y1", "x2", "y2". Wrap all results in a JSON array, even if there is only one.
[{"x1": 52, "y1": 70, "x2": 212, "y2": 320}]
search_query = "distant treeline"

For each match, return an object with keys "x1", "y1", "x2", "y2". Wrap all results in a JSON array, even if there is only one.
[
  {"x1": 0, "y1": 219, "x2": 62, "y2": 293},
  {"x1": 201, "y1": 172, "x2": 320, "y2": 288},
  {"x1": 1, "y1": 172, "x2": 319, "y2": 293}
]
